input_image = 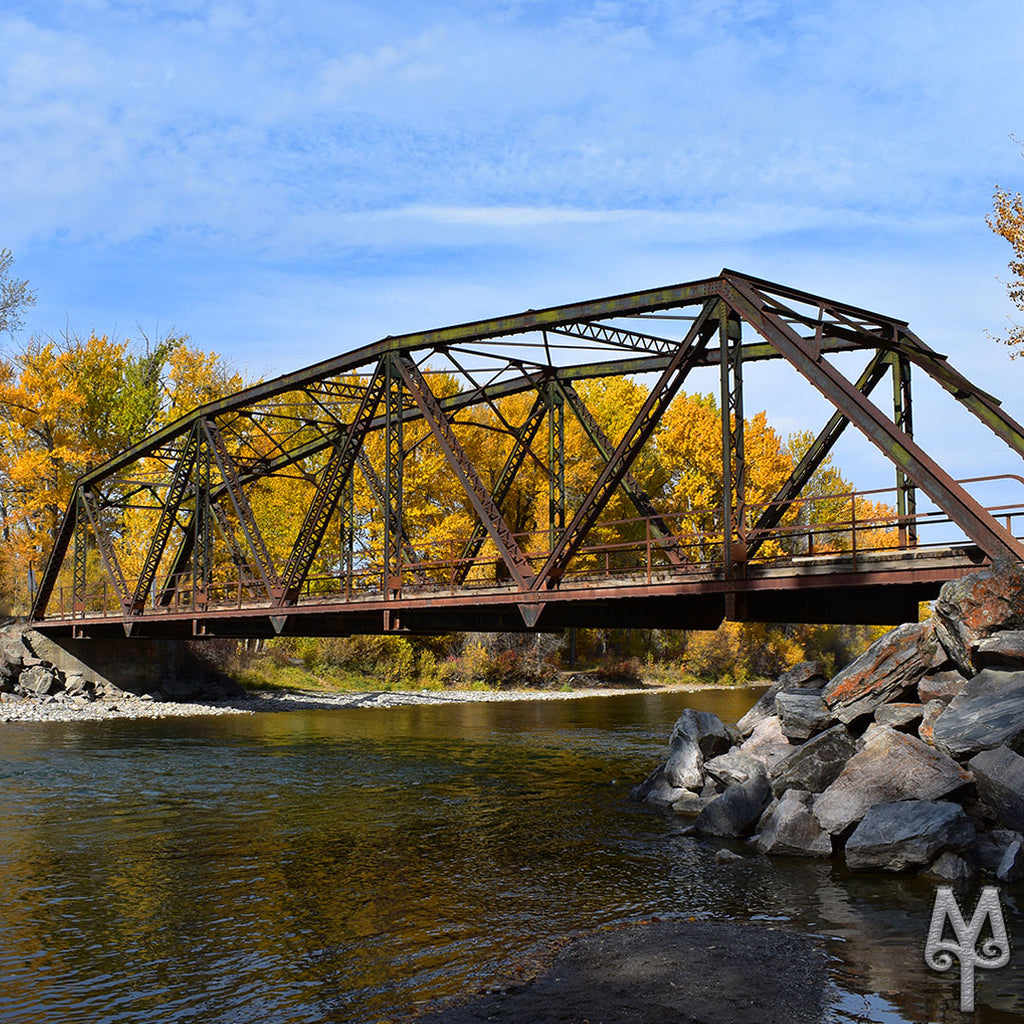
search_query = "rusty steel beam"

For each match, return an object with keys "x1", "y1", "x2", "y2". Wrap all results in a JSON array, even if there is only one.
[
  {"x1": 204, "y1": 420, "x2": 283, "y2": 600},
  {"x1": 394, "y1": 354, "x2": 536, "y2": 591},
  {"x1": 533, "y1": 298, "x2": 720, "y2": 590},
  {"x1": 451, "y1": 389, "x2": 548, "y2": 587},
  {"x1": 746, "y1": 350, "x2": 892, "y2": 559},
  {"x1": 79, "y1": 488, "x2": 130, "y2": 613},
  {"x1": 279, "y1": 359, "x2": 390, "y2": 604},
  {"x1": 720, "y1": 273, "x2": 1024, "y2": 564},
  {"x1": 557, "y1": 381, "x2": 690, "y2": 567}
]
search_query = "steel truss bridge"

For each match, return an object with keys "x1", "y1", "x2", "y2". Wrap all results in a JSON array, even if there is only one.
[{"x1": 30, "y1": 270, "x2": 1024, "y2": 640}]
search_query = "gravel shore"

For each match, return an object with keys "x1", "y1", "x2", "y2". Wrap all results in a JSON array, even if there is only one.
[{"x1": 0, "y1": 682, "x2": 687, "y2": 723}]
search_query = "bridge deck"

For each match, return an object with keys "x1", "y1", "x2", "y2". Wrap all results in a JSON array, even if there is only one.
[{"x1": 34, "y1": 543, "x2": 987, "y2": 639}]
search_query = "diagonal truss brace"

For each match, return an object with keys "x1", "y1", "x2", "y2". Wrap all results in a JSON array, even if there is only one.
[
  {"x1": 449, "y1": 389, "x2": 548, "y2": 587},
  {"x1": 79, "y1": 488, "x2": 131, "y2": 614},
  {"x1": 556, "y1": 381, "x2": 690, "y2": 568},
  {"x1": 393, "y1": 354, "x2": 536, "y2": 591},
  {"x1": 203, "y1": 420, "x2": 284, "y2": 601},
  {"x1": 722, "y1": 273, "x2": 1024, "y2": 564},
  {"x1": 532, "y1": 298, "x2": 720, "y2": 590},
  {"x1": 746, "y1": 349, "x2": 892, "y2": 559},
  {"x1": 129, "y1": 426, "x2": 200, "y2": 613},
  {"x1": 279, "y1": 358, "x2": 390, "y2": 604}
]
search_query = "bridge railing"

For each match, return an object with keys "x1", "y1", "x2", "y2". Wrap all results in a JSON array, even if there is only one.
[{"x1": 41, "y1": 474, "x2": 1024, "y2": 621}]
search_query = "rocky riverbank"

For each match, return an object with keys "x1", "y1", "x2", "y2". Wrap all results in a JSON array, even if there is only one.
[{"x1": 633, "y1": 561, "x2": 1024, "y2": 882}]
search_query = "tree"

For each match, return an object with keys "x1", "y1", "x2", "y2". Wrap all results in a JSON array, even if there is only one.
[
  {"x1": 988, "y1": 170, "x2": 1024, "y2": 356},
  {"x1": 0, "y1": 249, "x2": 35, "y2": 336}
]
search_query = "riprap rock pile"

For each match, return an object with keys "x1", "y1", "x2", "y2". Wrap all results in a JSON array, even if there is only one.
[{"x1": 632, "y1": 562, "x2": 1024, "y2": 881}]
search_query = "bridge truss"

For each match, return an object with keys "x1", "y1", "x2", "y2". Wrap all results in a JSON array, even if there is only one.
[{"x1": 30, "y1": 270, "x2": 1024, "y2": 638}]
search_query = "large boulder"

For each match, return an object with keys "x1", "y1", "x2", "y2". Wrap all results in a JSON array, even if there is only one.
[
  {"x1": 844, "y1": 799, "x2": 975, "y2": 872},
  {"x1": 736, "y1": 683, "x2": 782, "y2": 737},
  {"x1": 931, "y1": 669, "x2": 1024, "y2": 758},
  {"x1": 739, "y1": 715, "x2": 793, "y2": 773},
  {"x1": 775, "y1": 690, "x2": 831, "y2": 741},
  {"x1": 664, "y1": 709, "x2": 734, "y2": 791},
  {"x1": 694, "y1": 774, "x2": 772, "y2": 838},
  {"x1": 968, "y1": 745, "x2": 1024, "y2": 833},
  {"x1": 822, "y1": 621, "x2": 936, "y2": 724},
  {"x1": 630, "y1": 764, "x2": 688, "y2": 807},
  {"x1": 974, "y1": 630, "x2": 1024, "y2": 669},
  {"x1": 776, "y1": 661, "x2": 827, "y2": 690},
  {"x1": 932, "y1": 562, "x2": 1024, "y2": 676},
  {"x1": 874, "y1": 703, "x2": 924, "y2": 732},
  {"x1": 917, "y1": 669, "x2": 967, "y2": 705},
  {"x1": 813, "y1": 726, "x2": 971, "y2": 836},
  {"x1": 769, "y1": 723, "x2": 858, "y2": 797},
  {"x1": 18, "y1": 664, "x2": 60, "y2": 696},
  {"x1": 756, "y1": 790, "x2": 833, "y2": 857},
  {"x1": 704, "y1": 749, "x2": 765, "y2": 788}
]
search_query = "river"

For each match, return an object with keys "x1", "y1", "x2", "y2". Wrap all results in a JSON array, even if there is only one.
[{"x1": 0, "y1": 688, "x2": 1021, "y2": 1023}]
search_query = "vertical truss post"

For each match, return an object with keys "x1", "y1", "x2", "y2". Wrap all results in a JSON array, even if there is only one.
[
  {"x1": 72, "y1": 493, "x2": 87, "y2": 614},
  {"x1": 341, "y1": 467, "x2": 355, "y2": 595},
  {"x1": 719, "y1": 303, "x2": 745, "y2": 578},
  {"x1": 384, "y1": 356, "x2": 405, "y2": 593},
  {"x1": 547, "y1": 379, "x2": 565, "y2": 552},
  {"x1": 192, "y1": 422, "x2": 213, "y2": 608},
  {"x1": 890, "y1": 352, "x2": 917, "y2": 546}
]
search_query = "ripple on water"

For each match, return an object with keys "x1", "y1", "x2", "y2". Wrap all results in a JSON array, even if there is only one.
[{"x1": 0, "y1": 691, "x2": 1021, "y2": 1023}]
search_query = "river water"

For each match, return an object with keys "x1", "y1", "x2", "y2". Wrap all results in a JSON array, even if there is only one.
[{"x1": 0, "y1": 688, "x2": 1021, "y2": 1023}]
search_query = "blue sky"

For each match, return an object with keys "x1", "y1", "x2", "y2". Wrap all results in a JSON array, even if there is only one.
[{"x1": 4, "y1": 0, "x2": 1024, "y2": 492}]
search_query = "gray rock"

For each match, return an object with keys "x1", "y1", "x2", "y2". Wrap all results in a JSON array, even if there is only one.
[
  {"x1": 931, "y1": 669, "x2": 1024, "y2": 758},
  {"x1": 631, "y1": 765, "x2": 688, "y2": 807},
  {"x1": 921, "y1": 851, "x2": 976, "y2": 883},
  {"x1": 997, "y1": 839, "x2": 1024, "y2": 883},
  {"x1": 757, "y1": 789, "x2": 832, "y2": 858},
  {"x1": 776, "y1": 661, "x2": 827, "y2": 690},
  {"x1": 874, "y1": 702, "x2": 925, "y2": 732},
  {"x1": 18, "y1": 665, "x2": 60, "y2": 696},
  {"x1": 63, "y1": 673, "x2": 94, "y2": 698},
  {"x1": 974, "y1": 630, "x2": 1024, "y2": 669},
  {"x1": 968, "y1": 745, "x2": 1024, "y2": 833},
  {"x1": 704, "y1": 749, "x2": 765, "y2": 787},
  {"x1": 918, "y1": 699, "x2": 945, "y2": 746},
  {"x1": 845, "y1": 799, "x2": 975, "y2": 872},
  {"x1": 770, "y1": 723, "x2": 858, "y2": 797},
  {"x1": 670, "y1": 791, "x2": 710, "y2": 817},
  {"x1": 822, "y1": 621, "x2": 936, "y2": 724},
  {"x1": 714, "y1": 848, "x2": 744, "y2": 863},
  {"x1": 933, "y1": 562, "x2": 1024, "y2": 676},
  {"x1": 694, "y1": 774, "x2": 772, "y2": 838},
  {"x1": 973, "y1": 828, "x2": 1024, "y2": 874},
  {"x1": 664, "y1": 709, "x2": 734, "y2": 791},
  {"x1": 918, "y1": 670, "x2": 967, "y2": 704},
  {"x1": 814, "y1": 726, "x2": 972, "y2": 835},
  {"x1": 736, "y1": 683, "x2": 782, "y2": 737},
  {"x1": 739, "y1": 715, "x2": 793, "y2": 772},
  {"x1": 776, "y1": 689, "x2": 831, "y2": 741}
]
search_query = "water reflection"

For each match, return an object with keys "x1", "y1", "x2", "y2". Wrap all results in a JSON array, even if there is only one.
[{"x1": 0, "y1": 689, "x2": 1020, "y2": 1023}]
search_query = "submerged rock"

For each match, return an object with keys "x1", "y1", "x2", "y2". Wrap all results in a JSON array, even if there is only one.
[
  {"x1": 931, "y1": 669, "x2": 1024, "y2": 758},
  {"x1": 844, "y1": 799, "x2": 975, "y2": 872},
  {"x1": 756, "y1": 790, "x2": 832, "y2": 858},
  {"x1": 664, "y1": 709, "x2": 734, "y2": 792},
  {"x1": 694, "y1": 774, "x2": 772, "y2": 838},
  {"x1": 813, "y1": 726, "x2": 970, "y2": 836}
]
